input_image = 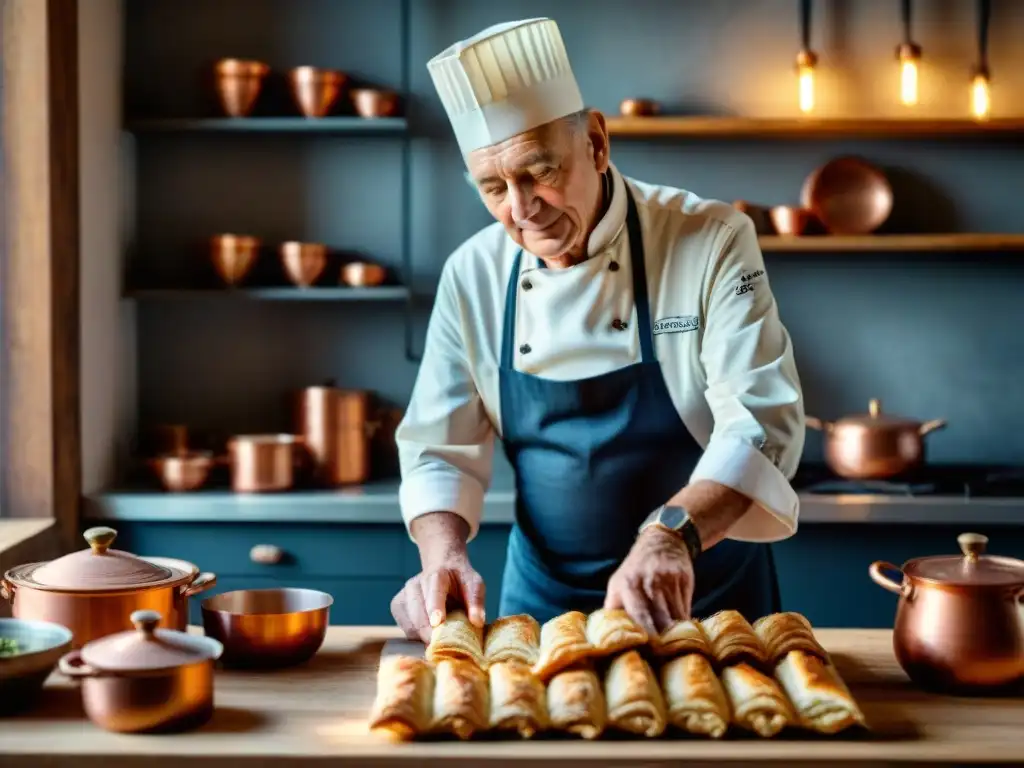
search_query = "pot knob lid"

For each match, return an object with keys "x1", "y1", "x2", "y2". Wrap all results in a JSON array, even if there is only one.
[
  {"x1": 910, "y1": 532, "x2": 1024, "y2": 586},
  {"x1": 29, "y1": 527, "x2": 173, "y2": 589},
  {"x1": 80, "y1": 610, "x2": 223, "y2": 671}
]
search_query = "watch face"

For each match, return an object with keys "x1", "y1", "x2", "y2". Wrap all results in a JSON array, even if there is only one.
[{"x1": 660, "y1": 505, "x2": 688, "y2": 530}]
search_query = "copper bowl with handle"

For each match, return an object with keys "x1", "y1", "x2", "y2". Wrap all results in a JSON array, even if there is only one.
[
  {"x1": 148, "y1": 451, "x2": 216, "y2": 492},
  {"x1": 289, "y1": 67, "x2": 347, "y2": 118},
  {"x1": 213, "y1": 59, "x2": 269, "y2": 118},
  {"x1": 806, "y1": 398, "x2": 946, "y2": 479},
  {"x1": 801, "y1": 156, "x2": 893, "y2": 235},
  {"x1": 201, "y1": 588, "x2": 333, "y2": 669},
  {"x1": 869, "y1": 533, "x2": 1024, "y2": 693}
]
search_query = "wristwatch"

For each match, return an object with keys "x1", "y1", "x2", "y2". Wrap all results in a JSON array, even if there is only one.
[{"x1": 639, "y1": 504, "x2": 703, "y2": 562}]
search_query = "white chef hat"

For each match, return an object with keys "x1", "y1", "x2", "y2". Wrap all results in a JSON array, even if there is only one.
[{"x1": 427, "y1": 18, "x2": 584, "y2": 156}]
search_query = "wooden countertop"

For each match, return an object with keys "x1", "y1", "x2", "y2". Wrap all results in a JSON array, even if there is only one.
[{"x1": 2, "y1": 627, "x2": 1023, "y2": 766}]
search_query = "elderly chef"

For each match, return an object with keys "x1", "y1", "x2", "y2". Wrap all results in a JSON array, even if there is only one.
[{"x1": 391, "y1": 18, "x2": 805, "y2": 642}]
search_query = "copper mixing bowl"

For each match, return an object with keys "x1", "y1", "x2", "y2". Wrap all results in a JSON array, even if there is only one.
[
  {"x1": 148, "y1": 451, "x2": 216, "y2": 492},
  {"x1": 801, "y1": 156, "x2": 893, "y2": 235},
  {"x1": 280, "y1": 242, "x2": 328, "y2": 287},
  {"x1": 201, "y1": 588, "x2": 333, "y2": 669},
  {"x1": 770, "y1": 205, "x2": 813, "y2": 236},
  {"x1": 340, "y1": 262, "x2": 387, "y2": 287},
  {"x1": 350, "y1": 89, "x2": 400, "y2": 118},
  {"x1": 210, "y1": 235, "x2": 260, "y2": 287},
  {"x1": 288, "y1": 67, "x2": 347, "y2": 118},
  {"x1": 213, "y1": 59, "x2": 269, "y2": 118}
]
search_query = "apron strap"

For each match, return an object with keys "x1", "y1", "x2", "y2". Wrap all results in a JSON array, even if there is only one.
[{"x1": 499, "y1": 182, "x2": 655, "y2": 371}]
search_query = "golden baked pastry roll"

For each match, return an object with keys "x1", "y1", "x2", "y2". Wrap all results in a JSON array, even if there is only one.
[
  {"x1": 430, "y1": 658, "x2": 489, "y2": 740},
  {"x1": 532, "y1": 610, "x2": 595, "y2": 681},
  {"x1": 754, "y1": 612, "x2": 828, "y2": 665},
  {"x1": 546, "y1": 664, "x2": 606, "y2": 740},
  {"x1": 483, "y1": 614, "x2": 541, "y2": 666},
  {"x1": 487, "y1": 660, "x2": 548, "y2": 738},
  {"x1": 775, "y1": 650, "x2": 866, "y2": 734},
  {"x1": 604, "y1": 650, "x2": 667, "y2": 737},
  {"x1": 368, "y1": 655, "x2": 434, "y2": 740},
  {"x1": 660, "y1": 653, "x2": 731, "y2": 738},
  {"x1": 721, "y1": 663, "x2": 795, "y2": 738},
  {"x1": 585, "y1": 608, "x2": 649, "y2": 656},
  {"x1": 426, "y1": 610, "x2": 485, "y2": 668},
  {"x1": 653, "y1": 619, "x2": 712, "y2": 658},
  {"x1": 701, "y1": 610, "x2": 768, "y2": 667}
]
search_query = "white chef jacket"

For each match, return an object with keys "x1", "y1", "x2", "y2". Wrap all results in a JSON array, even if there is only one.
[{"x1": 397, "y1": 164, "x2": 805, "y2": 543}]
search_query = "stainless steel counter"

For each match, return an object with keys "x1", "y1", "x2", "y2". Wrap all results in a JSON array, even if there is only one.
[{"x1": 85, "y1": 482, "x2": 1024, "y2": 525}]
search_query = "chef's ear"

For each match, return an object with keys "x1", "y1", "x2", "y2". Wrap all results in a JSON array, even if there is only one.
[{"x1": 587, "y1": 111, "x2": 611, "y2": 174}]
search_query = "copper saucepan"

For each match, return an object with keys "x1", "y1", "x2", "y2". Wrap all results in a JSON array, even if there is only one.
[
  {"x1": 870, "y1": 533, "x2": 1024, "y2": 693},
  {"x1": 805, "y1": 398, "x2": 945, "y2": 479},
  {"x1": 295, "y1": 386, "x2": 377, "y2": 486},
  {"x1": 227, "y1": 434, "x2": 307, "y2": 493}
]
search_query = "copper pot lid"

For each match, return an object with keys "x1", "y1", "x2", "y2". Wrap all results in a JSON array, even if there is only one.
[
  {"x1": 831, "y1": 399, "x2": 926, "y2": 430},
  {"x1": 8, "y1": 526, "x2": 188, "y2": 591},
  {"x1": 904, "y1": 533, "x2": 1024, "y2": 587},
  {"x1": 81, "y1": 610, "x2": 223, "y2": 672}
]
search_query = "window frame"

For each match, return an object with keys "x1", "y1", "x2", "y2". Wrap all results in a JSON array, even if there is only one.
[{"x1": 0, "y1": 0, "x2": 82, "y2": 581}]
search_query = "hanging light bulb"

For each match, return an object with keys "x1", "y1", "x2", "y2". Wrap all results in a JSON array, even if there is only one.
[
  {"x1": 896, "y1": 0, "x2": 922, "y2": 106},
  {"x1": 971, "y1": 0, "x2": 992, "y2": 120},
  {"x1": 795, "y1": 0, "x2": 817, "y2": 114}
]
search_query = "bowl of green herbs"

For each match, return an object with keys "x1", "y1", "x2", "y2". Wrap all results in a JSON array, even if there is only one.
[{"x1": 0, "y1": 618, "x2": 73, "y2": 715}]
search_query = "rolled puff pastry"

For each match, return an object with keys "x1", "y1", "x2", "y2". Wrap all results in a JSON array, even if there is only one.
[
  {"x1": 660, "y1": 654, "x2": 731, "y2": 739},
  {"x1": 653, "y1": 619, "x2": 712, "y2": 659},
  {"x1": 586, "y1": 608, "x2": 649, "y2": 656},
  {"x1": 753, "y1": 612, "x2": 828, "y2": 665},
  {"x1": 430, "y1": 658, "x2": 489, "y2": 740},
  {"x1": 487, "y1": 660, "x2": 548, "y2": 738},
  {"x1": 546, "y1": 664, "x2": 606, "y2": 740},
  {"x1": 701, "y1": 610, "x2": 768, "y2": 667},
  {"x1": 721, "y1": 663, "x2": 795, "y2": 738},
  {"x1": 483, "y1": 614, "x2": 541, "y2": 666},
  {"x1": 532, "y1": 610, "x2": 595, "y2": 682},
  {"x1": 775, "y1": 650, "x2": 866, "y2": 734},
  {"x1": 368, "y1": 655, "x2": 434, "y2": 740},
  {"x1": 426, "y1": 610, "x2": 485, "y2": 668},
  {"x1": 604, "y1": 650, "x2": 667, "y2": 738}
]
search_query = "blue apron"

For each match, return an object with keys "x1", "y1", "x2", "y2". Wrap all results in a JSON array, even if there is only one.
[{"x1": 497, "y1": 185, "x2": 781, "y2": 625}]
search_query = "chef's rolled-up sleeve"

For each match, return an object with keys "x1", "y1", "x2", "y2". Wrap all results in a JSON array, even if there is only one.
[
  {"x1": 691, "y1": 215, "x2": 805, "y2": 542},
  {"x1": 396, "y1": 260, "x2": 495, "y2": 542}
]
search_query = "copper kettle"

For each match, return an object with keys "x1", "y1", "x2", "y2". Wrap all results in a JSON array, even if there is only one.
[
  {"x1": 805, "y1": 398, "x2": 945, "y2": 479},
  {"x1": 295, "y1": 384, "x2": 376, "y2": 486}
]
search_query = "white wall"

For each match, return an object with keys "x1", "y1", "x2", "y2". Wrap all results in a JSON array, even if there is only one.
[{"x1": 78, "y1": 0, "x2": 135, "y2": 494}]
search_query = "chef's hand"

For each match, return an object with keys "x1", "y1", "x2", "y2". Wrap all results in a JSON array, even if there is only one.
[
  {"x1": 605, "y1": 526, "x2": 694, "y2": 635},
  {"x1": 390, "y1": 549, "x2": 486, "y2": 644}
]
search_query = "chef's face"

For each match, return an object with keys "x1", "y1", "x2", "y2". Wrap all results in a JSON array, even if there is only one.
[{"x1": 466, "y1": 110, "x2": 610, "y2": 268}]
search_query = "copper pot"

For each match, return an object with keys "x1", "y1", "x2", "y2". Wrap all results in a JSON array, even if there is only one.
[
  {"x1": 296, "y1": 386, "x2": 374, "y2": 486},
  {"x1": 805, "y1": 398, "x2": 946, "y2": 479},
  {"x1": 289, "y1": 67, "x2": 347, "y2": 118},
  {"x1": 59, "y1": 609, "x2": 223, "y2": 733},
  {"x1": 227, "y1": 434, "x2": 304, "y2": 493},
  {"x1": 350, "y1": 88, "x2": 400, "y2": 118},
  {"x1": 213, "y1": 59, "x2": 269, "y2": 118},
  {"x1": 770, "y1": 205, "x2": 813, "y2": 236},
  {"x1": 619, "y1": 98, "x2": 660, "y2": 117},
  {"x1": 280, "y1": 241, "x2": 328, "y2": 287},
  {"x1": 801, "y1": 156, "x2": 893, "y2": 235},
  {"x1": 0, "y1": 527, "x2": 217, "y2": 648},
  {"x1": 210, "y1": 234, "x2": 260, "y2": 286},
  {"x1": 148, "y1": 451, "x2": 215, "y2": 492},
  {"x1": 869, "y1": 533, "x2": 1024, "y2": 693},
  {"x1": 340, "y1": 261, "x2": 387, "y2": 287}
]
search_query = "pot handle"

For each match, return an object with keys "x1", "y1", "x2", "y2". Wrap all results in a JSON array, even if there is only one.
[
  {"x1": 869, "y1": 561, "x2": 910, "y2": 597},
  {"x1": 805, "y1": 416, "x2": 831, "y2": 433},
  {"x1": 0, "y1": 577, "x2": 13, "y2": 601},
  {"x1": 181, "y1": 571, "x2": 217, "y2": 598},
  {"x1": 919, "y1": 419, "x2": 947, "y2": 436},
  {"x1": 58, "y1": 650, "x2": 99, "y2": 679}
]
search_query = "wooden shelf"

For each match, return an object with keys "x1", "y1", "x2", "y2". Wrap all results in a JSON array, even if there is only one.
[
  {"x1": 124, "y1": 117, "x2": 408, "y2": 135},
  {"x1": 605, "y1": 116, "x2": 1024, "y2": 139},
  {"x1": 758, "y1": 234, "x2": 1024, "y2": 252},
  {"x1": 127, "y1": 286, "x2": 412, "y2": 301}
]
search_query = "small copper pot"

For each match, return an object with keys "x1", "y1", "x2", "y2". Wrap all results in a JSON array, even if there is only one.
[
  {"x1": 770, "y1": 205, "x2": 813, "y2": 235},
  {"x1": 870, "y1": 533, "x2": 1024, "y2": 693},
  {"x1": 351, "y1": 88, "x2": 400, "y2": 118},
  {"x1": 806, "y1": 398, "x2": 946, "y2": 479},
  {"x1": 148, "y1": 451, "x2": 215, "y2": 492},
  {"x1": 59, "y1": 610, "x2": 223, "y2": 733},
  {"x1": 341, "y1": 261, "x2": 387, "y2": 287},
  {"x1": 289, "y1": 67, "x2": 347, "y2": 118},
  {"x1": 280, "y1": 241, "x2": 328, "y2": 287},
  {"x1": 227, "y1": 434, "x2": 305, "y2": 493},
  {"x1": 619, "y1": 97, "x2": 660, "y2": 117},
  {"x1": 213, "y1": 59, "x2": 269, "y2": 118},
  {"x1": 295, "y1": 387, "x2": 374, "y2": 486},
  {"x1": 211, "y1": 234, "x2": 260, "y2": 287}
]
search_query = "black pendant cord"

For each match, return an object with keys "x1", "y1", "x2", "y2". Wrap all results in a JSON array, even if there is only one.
[
  {"x1": 977, "y1": 0, "x2": 991, "y2": 71},
  {"x1": 901, "y1": 0, "x2": 913, "y2": 44},
  {"x1": 799, "y1": 0, "x2": 812, "y2": 51}
]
